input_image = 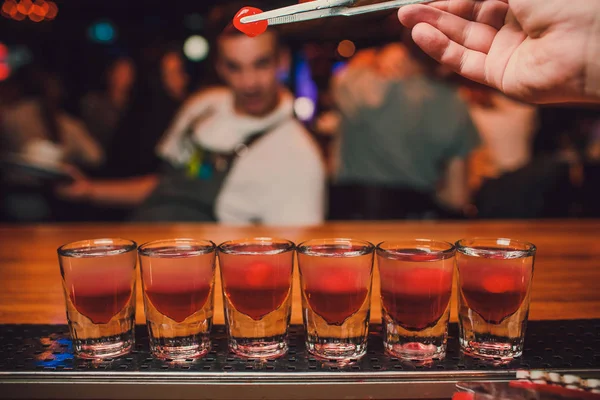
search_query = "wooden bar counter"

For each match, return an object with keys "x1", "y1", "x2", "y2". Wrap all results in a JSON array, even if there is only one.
[
  {"x1": 1, "y1": 220, "x2": 599, "y2": 325},
  {"x1": 0, "y1": 220, "x2": 599, "y2": 400}
]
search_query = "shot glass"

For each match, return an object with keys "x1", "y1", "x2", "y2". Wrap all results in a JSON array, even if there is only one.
[
  {"x1": 138, "y1": 239, "x2": 216, "y2": 360},
  {"x1": 297, "y1": 238, "x2": 374, "y2": 361},
  {"x1": 218, "y1": 238, "x2": 294, "y2": 359},
  {"x1": 58, "y1": 238, "x2": 137, "y2": 359},
  {"x1": 456, "y1": 238, "x2": 536, "y2": 362},
  {"x1": 376, "y1": 240, "x2": 455, "y2": 361}
]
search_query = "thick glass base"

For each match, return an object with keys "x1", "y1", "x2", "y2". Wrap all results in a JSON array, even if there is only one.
[
  {"x1": 73, "y1": 332, "x2": 134, "y2": 359},
  {"x1": 306, "y1": 335, "x2": 367, "y2": 361},
  {"x1": 385, "y1": 341, "x2": 445, "y2": 362},
  {"x1": 229, "y1": 335, "x2": 288, "y2": 359},
  {"x1": 150, "y1": 335, "x2": 211, "y2": 360},
  {"x1": 460, "y1": 336, "x2": 523, "y2": 363}
]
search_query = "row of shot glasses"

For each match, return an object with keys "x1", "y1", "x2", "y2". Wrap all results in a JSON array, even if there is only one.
[{"x1": 58, "y1": 237, "x2": 535, "y2": 363}]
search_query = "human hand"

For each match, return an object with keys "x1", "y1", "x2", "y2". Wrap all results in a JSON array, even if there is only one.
[{"x1": 398, "y1": 0, "x2": 600, "y2": 104}]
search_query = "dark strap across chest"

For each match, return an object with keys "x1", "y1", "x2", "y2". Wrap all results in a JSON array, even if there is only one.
[{"x1": 130, "y1": 131, "x2": 267, "y2": 222}]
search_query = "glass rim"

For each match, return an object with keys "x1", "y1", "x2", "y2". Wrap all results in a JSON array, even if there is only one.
[
  {"x1": 296, "y1": 238, "x2": 375, "y2": 256},
  {"x1": 456, "y1": 237, "x2": 536, "y2": 258},
  {"x1": 138, "y1": 238, "x2": 216, "y2": 257},
  {"x1": 376, "y1": 239, "x2": 456, "y2": 260},
  {"x1": 57, "y1": 238, "x2": 137, "y2": 257},
  {"x1": 217, "y1": 237, "x2": 295, "y2": 255}
]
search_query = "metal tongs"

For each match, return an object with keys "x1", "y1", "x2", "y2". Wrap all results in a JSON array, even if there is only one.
[{"x1": 240, "y1": 0, "x2": 434, "y2": 26}]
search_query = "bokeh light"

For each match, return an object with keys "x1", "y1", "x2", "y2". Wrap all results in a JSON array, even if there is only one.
[
  {"x1": 337, "y1": 40, "x2": 356, "y2": 58},
  {"x1": 0, "y1": 43, "x2": 8, "y2": 60},
  {"x1": 294, "y1": 97, "x2": 316, "y2": 122},
  {"x1": 1, "y1": 0, "x2": 16, "y2": 17},
  {"x1": 183, "y1": 35, "x2": 209, "y2": 62},
  {"x1": 45, "y1": 0, "x2": 57, "y2": 19},
  {"x1": 1, "y1": 0, "x2": 57, "y2": 21},
  {"x1": 0, "y1": 63, "x2": 10, "y2": 81},
  {"x1": 16, "y1": 0, "x2": 31, "y2": 15},
  {"x1": 12, "y1": 9, "x2": 25, "y2": 21},
  {"x1": 88, "y1": 21, "x2": 117, "y2": 44}
]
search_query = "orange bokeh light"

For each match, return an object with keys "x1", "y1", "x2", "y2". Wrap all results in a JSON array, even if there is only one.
[
  {"x1": 337, "y1": 40, "x2": 356, "y2": 58},
  {"x1": 30, "y1": 0, "x2": 47, "y2": 18},
  {"x1": 45, "y1": 0, "x2": 57, "y2": 19},
  {"x1": 2, "y1": 0, "x2": 17, "y2": 16},
  {"x1": 2, "y1": 0, "x2": 56, "y2": 21},
  {"x1": 39, "y1": 0, "x2": 49, "y2": 15},
  {"x1": 16, "y1": 0, "x2": 32, "y2": 15},
  {"x1": 28, "y1": 10, "x2": 42, "y2": 21}
]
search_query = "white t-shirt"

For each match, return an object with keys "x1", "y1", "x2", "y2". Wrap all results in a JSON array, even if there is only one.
[{"x1": 157, "y1": 88, "x2": 325, "y2": 226}]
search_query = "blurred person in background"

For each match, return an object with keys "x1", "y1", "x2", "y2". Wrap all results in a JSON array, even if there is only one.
[
  {"x1": 329, "y1": 39, "x2": 479, "y2": 220},
  {"x1": 1, "y1": 68, "x2": 103, "y2": 222},
  {"x1": 2, "y1": 68, "x2": 103, "y2": 168},
  {"x1": 459, "y1": 84, "x2": 553, "y2": 218},
  {"x1": 463, "y1": 84, "x2": 539, "y2": 193},
  {"x1": 80, "y1": 56, "x2": 137, "y2": 156},
  {"x1": 57, "y1": 2, "x2": 325, "y2": 226},
  {"x1": 106, "y1": 47, "x2": 190, "y2": 178},
  {"x1": 535, "y1": 107, "x2": 600, "y2": 218}
]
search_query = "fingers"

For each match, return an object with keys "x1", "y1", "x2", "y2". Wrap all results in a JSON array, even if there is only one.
[
  {"x1": 410, "y1": 22, "x2": 488, "y2": 84},
  {"x1": 428, "y1": 0, "x2": 508, "y2": 30},
  {"x1": 399, "y1": 4, "x2": 498, "y2": 53}
]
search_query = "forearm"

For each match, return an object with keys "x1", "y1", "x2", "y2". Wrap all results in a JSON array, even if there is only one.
[{"x1": 86, "y1": 175, "x2": 158, "y2": 207}]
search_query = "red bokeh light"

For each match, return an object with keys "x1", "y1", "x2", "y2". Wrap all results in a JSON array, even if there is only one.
[
  {"x1": 30, "y1": 0, "x2": 47, "y2": 19},
  {"x1": 45, "y1": 0, "x2": 57, "y2": 19},
  {"x1": 0, "y1": 44, "x2": 8, "y2": 60},
  {"x1": 2, "y1": 0, "x2": 57, "y2": 21},
  {"x1": 2, "y1": 0, "x2": 17, "y2": 17},
  {"x1": 28, "y1": 10, "x2": 43, "y2": 21},
  {"x1": 16, "y1": 0, "x2": 32, "y2": 15},
  {"x1": 0, "y1": 63, "x2": 11, "y2": 81}
]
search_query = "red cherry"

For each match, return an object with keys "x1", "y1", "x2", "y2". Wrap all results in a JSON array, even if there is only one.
[
  {"x1": 483, "y1": 274, "x2": 516, "y2": 293},
  {"x1": 317, "y1": 268, "x2": 358, "y2": 293},
  {"x1": 245, "y1": 262, "x2": 272, "y2": 287},
  {"x1": 233, "y1": 7, "x2": 268, "y2": 38}
]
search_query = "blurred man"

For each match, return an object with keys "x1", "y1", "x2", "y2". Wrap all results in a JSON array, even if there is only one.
[{"x1": 59, "y1": 25, "x2": 325, "y2": 225}]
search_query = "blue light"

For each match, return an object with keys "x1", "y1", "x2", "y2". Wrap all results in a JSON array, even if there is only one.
[
  {"x1": 294, "y1": 56, "x2": 318, "y2": 105},
  {"x1": 332, "y1": 61, "x2": 347, "y2": 75},
  {"x1": 88, "y1": 21, "x2": 116, "y2": 44}
]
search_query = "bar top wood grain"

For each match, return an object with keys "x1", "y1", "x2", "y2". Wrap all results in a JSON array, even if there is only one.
[{"x1": 1, "y1": 220, "x2": 599, "y2": 325}]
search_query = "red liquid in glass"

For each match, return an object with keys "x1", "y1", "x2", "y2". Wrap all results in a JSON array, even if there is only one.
[
  {"x1": 379, "y1": 253, "x2": 453, "y2": 330},
  {"x1": 460, "y1": 286, "x2": 525, "y2": 324},
  {"x1": 459, "y1": 254, "x2": 532, "y2": 324},
  {"x1": 302, "y1": 260, "x2": 371, "y2": 325},
  {"x1": 305, "y1": 288, "x2": 369, "y2": 326},
  {"x1": 146, "y1": 286, "x2": 211, "y2": 323},
  {"x1": 141, "y1": 251, "x2": 215, "y2": 323},
  {"x1": 226, "y1": 286, "x2": 290, "y2": 320},
  {"x1": 70, "y1": 289, "x2": 132, "y2": 325},
  {"x1": 220, "y1": 254, "x2": 293, "y2": 321},
  {"x1": 64, "y1": 253, "x2": 135, "y2": 325}
]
